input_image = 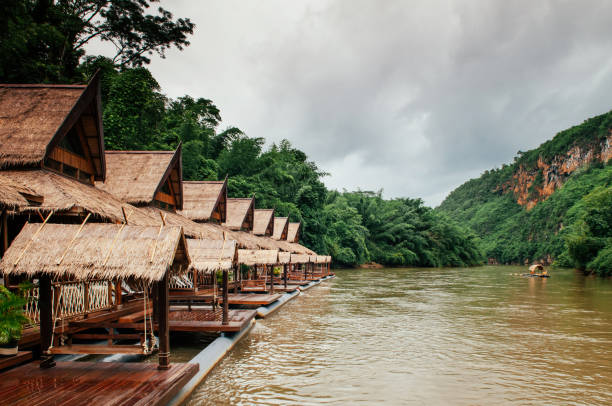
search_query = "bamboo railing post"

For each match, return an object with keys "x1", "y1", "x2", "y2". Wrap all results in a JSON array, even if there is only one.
[
  {"x1": 157, "y1": 273, "x2": 170, "y2": 370},
  {"x1": 83, "y1": 282, "x2": 90, "y2": 317},
  {"x1": 115, "y1": 281, "x2": 122, "y2": 307},
  {"x1": 39, "y1": 274, "x2": 55, "y2": 369},
  {"x1": 269, "y1": 264, "x2": 274, "y2": 294},
  {"x1": 107, "y1": 282, "x2": 113, "y2": 308},
  {"x1": 222, "y1": 270, "x2": 229, "y2": 325}
]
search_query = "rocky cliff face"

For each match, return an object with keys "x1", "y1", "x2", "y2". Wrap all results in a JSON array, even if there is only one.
[{"x1": 502, "y1": 134, "x2": 612, "y2": 209}]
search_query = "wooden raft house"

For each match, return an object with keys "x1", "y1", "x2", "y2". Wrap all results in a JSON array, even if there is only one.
[
  {"x1": 168, "y1": 238, "x2": 257, "y2": 331},
  {"x1": 223, "y1": 197, "x2": 255, "y2": 231},
  {"x1": 180, "y1": 179, "x2": 227, "y2": 223},
  {"x1": 0, "y1": 223, "x2": 190, "y2": 369},
  {"x1": 287, "y1": 222, "x2": 301, "y2": 243},
  {"x1": 272, "y1": 216, "x2": 289, "y2": 241},
  {"x1": 253, "y1": 208, "x2": 275, "y2": 236}
]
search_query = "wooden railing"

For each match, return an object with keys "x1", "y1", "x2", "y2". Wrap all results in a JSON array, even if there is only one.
[{"x1": 22, "y1": 280, "x2": 117, "y2": 327}]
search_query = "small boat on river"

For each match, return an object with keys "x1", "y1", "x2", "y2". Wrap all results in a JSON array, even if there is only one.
[{"x1": 522, "y1": 264, "x2": 550, "y2": 278}]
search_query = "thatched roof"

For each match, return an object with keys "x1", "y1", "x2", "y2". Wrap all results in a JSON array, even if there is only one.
[
  {"x1": 326, "y1": 255, "x2": 332, "y2": 263},
  {"x1": 238, "y1": 249, "x2": 279, "y2": 266},
  {"x1": 140, "y1": 207, "x2": 227, "y2": 240},
  {"x1": 291, "y1": 253, "x2": 310, "y2": 264},
  {"x1": 0, "y1": 177, "x2": 42, "y2": 209},
  {"x1": 0, "y1": 169, "x2": 159, "y2": 225},
  {"x1": 529, "y1": 264, "x2": 544, "y2": 272},
  {"x1": 315, "y1": 255, "x2": 328, "y2": 264},
  {"x1": 180, "y1": 180, "x2": 227, "y2": 222},
  {"x1": 0, "y1": 77, "x2": 105, "y2": 179},
  {"x1": 253, "y1": 209, "x2": 274, "y2": 236},
  {"x1": 0, "y1": 223, "x2": 189, "y2": 283},
  {"x1": 287, "y1": 222, "x2": 301, "y2": 243},
  {"x1": 278, "y1": 252, "x2": 291, "y2": 264},
  {"x1": 96, "y1": 147, "x2": 182, "y2": 209},
  {"x1": 223, "y1": 198, "x2": 254, "y2": 231},
  {"x1": 272, "y1": 217, "x2": 288, "y2": 240},
  {"x1": 187, "y1": 239, "x2": 236, "y2": 272}
]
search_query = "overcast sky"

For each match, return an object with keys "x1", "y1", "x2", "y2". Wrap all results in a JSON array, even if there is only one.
[{"x1": 89, "y1": 0, "x2": 612, "y2": 206}]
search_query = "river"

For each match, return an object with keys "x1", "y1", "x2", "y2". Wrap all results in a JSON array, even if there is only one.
[{"x1": 178, "y1": 266, "x2": 612, "y2": 405}]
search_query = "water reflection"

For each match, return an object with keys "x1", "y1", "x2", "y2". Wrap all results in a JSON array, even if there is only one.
[{"x1": 184, "y1": 267, "x2": 612, "y2": 405}]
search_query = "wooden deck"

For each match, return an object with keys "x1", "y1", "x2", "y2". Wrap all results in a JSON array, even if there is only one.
[
  {"x1": 219, "y1": 293, "x2": 282, "y2": 306},
  {"x1": 0, "y1": 361, "x2": 198, "y2": 406},
  {"x1": 169, "y1": 306, "x2": 256, "y2": 332}
]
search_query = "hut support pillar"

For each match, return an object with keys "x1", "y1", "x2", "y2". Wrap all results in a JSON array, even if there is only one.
[
  {"x1": 222, "y1": 270, "x2": 229, "y2": 325},
  {"x1": 233, "y1": 265, "x2": 238, "y2": 294},
  {"x1": 157, "y1": 273, "x2": 170, "y2": 370},
  {"x1": 269, "y1": 265, "x2": 274, "y2": 294},
  {"x1": 1, "y1": 210, "x2": 6, "y2": 286},
  {"x1": 283, "y1": 264, "x2": 288, "y2": 289},
  {"x1": 39, "y1": 274, "x2": 55, "y2": 369}
]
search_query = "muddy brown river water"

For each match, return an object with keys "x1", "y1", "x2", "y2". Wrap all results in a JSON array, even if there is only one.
[{"x1": 176, "y1": 266, "x2": 612, "y2": 405}]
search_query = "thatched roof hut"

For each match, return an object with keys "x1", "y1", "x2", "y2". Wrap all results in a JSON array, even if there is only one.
[
  {"x1": 0, "y1": 223, "x2": 189, "y2": 283},
  {"x1": 253, "y1": 209, "x2": 274, "y2": 236},
  {"x1": 140, "y1": 207, "x2": 226, "y2": 240},
  {"x1": 278, "y1": 252, "x2": 291, "y2": 264},
  {"x1": 238, "y1": 249, "x2": 279, "y2": 266},
  {"x1": 96, "y1": 147, "x2": 183, "y2": 210},
  {"x1": 0, "y1": 77, "x2": 105, "y2": 179},
  {"x1": 223, "y1": 198, "x2": 254, "y2": 231},
  {"x1": 529, "y1": 264, "x2": 544, "y2": 272},
  {"x1": 287, "y1": 222, "x2": 301, "y2": 243},
  {"x1": 180, "y1": 180, "x2": 227, "y2": 223},
  {"x1": 272, "y1": 217, "x2": 289, "y2": 241},
  {"x1": 291, "y1": 253, "x2": 310, "y2": 264},
  {"x1": 187, "y1": 239, "x2": 237, "y2": 272},
  {"x1": 315, "y1": 255, "x2": 328, "y2": 264},
  {"x1": 0, "y1": 170, "x2": 159, "y2": 225},
  {"x1": 0, "y1": 177, "x2": 42, "y2": 209}
]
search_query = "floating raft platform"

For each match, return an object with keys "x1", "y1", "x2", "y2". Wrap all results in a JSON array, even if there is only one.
[
  {"x1": 169, "y1": 306, "x2": 256, "y2": 332},
  {"x1": 0, "y1": 361, "x2": 198, "y2": 406},
  {"x1": 219, "y1": 293, "x2": 283, "y2": 307}
]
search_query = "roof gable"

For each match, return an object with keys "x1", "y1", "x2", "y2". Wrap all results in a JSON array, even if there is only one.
[
  {"x1": 0, "y1": 75, "x2": 105, "y2": 179},
  {"x1": 253, "y1": 209, "x2": 274, "y2": 236},
  {"x1": 223, "y1": 198, "x2": 254, "y2": 231},
  {"x1": 97, "y1": 146, "x2": 183, "y2": 209},
  {"x1": 287, "y1": 222, "x2": 301, "y2": 243},
  {"x1": 180, "y1": 179, "x2": 227, "y2": 222},
  {"x1": 272, "y1": 217, "x2": 289, "y2": 240}
]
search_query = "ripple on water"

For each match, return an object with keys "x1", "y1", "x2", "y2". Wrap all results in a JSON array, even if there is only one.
[{"x1": 185, "y1": 267, "x2": 612, "y2": 405}]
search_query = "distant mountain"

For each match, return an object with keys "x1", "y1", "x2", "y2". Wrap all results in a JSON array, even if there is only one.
[{"x1": 438, "y1": 110, "x2": 612, "y2": 271}]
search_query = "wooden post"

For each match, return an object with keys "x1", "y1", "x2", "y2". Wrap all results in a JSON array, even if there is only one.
[
  {"x1": 1, "y1": 210, "x2": 6, "y2": 287},
  {"x1": 222, "y1": 270, "x2": 229, "y2": 325},
  {"x1": 83, "y1": 282, "x2": 90, "y2": 317},
  {"x1": 39, "y1": 274, "x2": 55, "y2": 369},
  {"x1": 115, "y1": 281, "x2": 122, "y2": 306},
  {"x1": 283, "y1": 264, "x2": 288, "y2": 289},
  {"x1": 157, "y1": 273, "x2": 170, "y2": 370},
  {"x1": 269, "y1": 265, "x2": 274, "y2": 294},
  {"x1": 233, "y1": 265, "x2": 238, "y2": 294}
]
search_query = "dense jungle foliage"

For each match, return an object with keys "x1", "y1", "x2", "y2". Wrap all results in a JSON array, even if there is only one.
[
  {"x1": 0, "y1": 1, "x2": 483, "y2": 268},
  {"x1": 438, "y1": 112, "x2": 612, "y2": 275}
]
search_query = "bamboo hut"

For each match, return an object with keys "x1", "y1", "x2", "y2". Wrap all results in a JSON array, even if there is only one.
[
  {"x1": 223, "y1": 197, "x2": 255, "y2": 231},
  {"x1": 96, "y1": 147, "x2": 183, "y2": 211},
  {"x1": 287, "y1": 222, "x2": 301, "y2": 243},
  {"x1": 180, "y1": 179, "x2": 227, "y2": 223},
  {"x1": 272, "y1": 217, "x2": 289, "y2": 241},
  {"x1": 253, "y1": 209, "x2": 274, "y2": 236},
  {"x1": 290, "y1": 253, "x2": 312, "y2": 282},
  {"x1": 0, "y1": 223, "x2": 190, "y2": 369},
  {"x1": 238, "y1": 249, "x2": 279, "y2": 293}
]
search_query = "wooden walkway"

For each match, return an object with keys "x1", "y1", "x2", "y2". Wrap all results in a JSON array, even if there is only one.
[
  {"x1": 0, "y1": 361, "x2": 198, "y2": 406},
  {"x1": 219, "y1": 293, "x2": 282, "y2": 306}
]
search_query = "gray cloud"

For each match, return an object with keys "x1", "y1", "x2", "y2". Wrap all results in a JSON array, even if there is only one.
[{"x1": 88, "y1": 0, "x2": 612, "y2": 205}]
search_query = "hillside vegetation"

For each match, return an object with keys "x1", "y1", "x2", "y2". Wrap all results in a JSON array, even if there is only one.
[{"x1": 438, "y1": 112, "x2": 612, "y2": 275}]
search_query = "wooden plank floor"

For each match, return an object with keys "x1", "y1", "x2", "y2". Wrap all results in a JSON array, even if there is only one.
[
  {"x1": 0, "y1": 361, "x2": 198, "y2": 406},
  {"x1": 169, "y1": 307, "x2": 256, "y2": 333},
  {"x1": 220, "y1": 293, "x2": 282, "y2": 306}
]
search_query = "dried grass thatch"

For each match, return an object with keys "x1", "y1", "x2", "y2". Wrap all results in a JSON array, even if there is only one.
[
  {"x1": 529, "y1": 264, "x2": 544, "y2": 272},
  {"x1": 287, "y1": 222, "x2": 301, "y2": 243},
  {"x1": 180, "y1": 180, "x2": 226, "y2": 222},
  {"x1": 290, "y1": 253, "x2": 310, "y2": 264},
  {"x1": 0, "y1": 81, "x2": 105, "y2": 178},
  {"x1": 97, "y1": 148, "x2": 182, "y2": 208},
  {"x1": 238, "y1": 249, "x2": 279, "y2": 266},
  {"x1": 0, "y1": 177, "x2": 41, "y2": 209},
  {"x1": 278, "y1": 252, "x2": 291, "y2": 264},
  {"x1": 187, "y1": 238, "x2": 236, "y2": 272},
  {"x1": 0, "y1": 169, "x2": 160, "y2": 225},
  {"x1": 272, "y1": 217, "x2": 288, "y2": 240},
  {"x1": 223, "y1": 198, "x2": 254, "y2": 231},
  {"x1": 140, "y1": 207, "x2": 225, "y2": 240},
  {"x1": 0, "y1": 223, "x2": 189, "y2": 283},
  {"x1": 253, "y1": 209, "x2": 274, "y2": 236}
]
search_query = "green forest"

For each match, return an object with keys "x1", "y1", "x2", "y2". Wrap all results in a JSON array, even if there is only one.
[
  {"x1": 0, "y1": 0, "x2": 483, "y2": 268},
  {"x1": 439, "y1": 112, "x2": 612, "y2": 275}
]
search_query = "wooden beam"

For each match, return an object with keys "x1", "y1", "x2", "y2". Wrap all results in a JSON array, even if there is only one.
[
  {"x1": 39, "y1": 274, "x2": 55, "y2": 368},
  {"x1": 222, "y1": 270, "x2": 229, "y2": 325},
  {"x1": 157, "y1": 274, "x2": 170, "y2": 370}
]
